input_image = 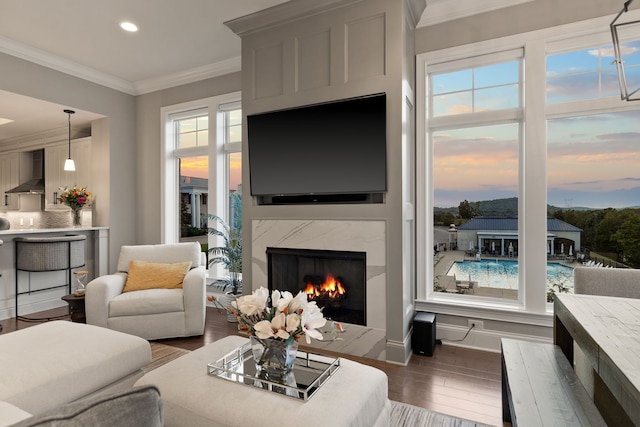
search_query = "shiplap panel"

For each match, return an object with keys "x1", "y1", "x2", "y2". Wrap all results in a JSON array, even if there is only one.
[
  {"x1": 346, "y1": 14, "x2": 386, "y2": 82},
  {"x1": 296, "y1": 29, "x2": 332, "y2": 92},
  {"x1": 253, "y1": 42, "x2": 284, "y2": 100}
]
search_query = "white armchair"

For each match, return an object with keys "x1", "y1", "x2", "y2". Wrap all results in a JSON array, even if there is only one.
[{"x1": 85, "y1": 242, "x2": 206, "y2": 340}]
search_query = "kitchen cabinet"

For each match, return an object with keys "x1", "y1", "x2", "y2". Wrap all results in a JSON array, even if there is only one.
[
  {"x1": 0, "y1": 152, "x2": 20, "y2": 210},
  {"x1": 45, "y1": 137, "x2": 92, "y2": 208},
  {"x1": 44, "y1": 144, "x2": 66, "y2": 207}
]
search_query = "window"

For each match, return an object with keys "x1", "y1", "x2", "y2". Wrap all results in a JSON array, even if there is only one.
[
  {"x1": 432, "y1": 60, "x2": 520, "y2": 116},
  {"x1": 418, "y1": 14, "x2": 640, "y2": 318},
  {"x1": 546, "y1": 43, "x2": 640, "y2": 303},
  {"x1": 220, "y1": 105, "x2": 242, "y2": 232},
  {"x1": 176, "y1": 115, "x2": 209, "y2": 148},
  {"x1": 426, "y1": 51, "x2": 523, "y2": 302},
  {"x1": 162, "y1": 93, "x2": 242, "y2": 263},
  {"x1": 547, "y1": 46, "x2": 620, "y2": 103}
]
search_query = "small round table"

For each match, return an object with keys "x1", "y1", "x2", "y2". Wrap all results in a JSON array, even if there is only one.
[{"x1": 61, "y1": 293, "x2": 86, "y2": 323}]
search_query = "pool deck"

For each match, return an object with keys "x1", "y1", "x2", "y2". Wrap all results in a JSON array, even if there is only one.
[{"x1": 433, "y1": 250, "x2": 575, "y2": 299}]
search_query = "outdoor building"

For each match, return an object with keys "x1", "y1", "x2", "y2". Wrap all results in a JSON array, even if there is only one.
[
  {"x1": 456, "y1": 217, "x2": 582, "y2": 258},
  {"x1": 180, "y1": 176, "x2": 208, "y2": 229}
]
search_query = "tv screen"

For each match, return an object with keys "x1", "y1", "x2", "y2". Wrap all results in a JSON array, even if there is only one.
[{"x1": 247, "y1": 93, "x2": 387, "y2": 201}]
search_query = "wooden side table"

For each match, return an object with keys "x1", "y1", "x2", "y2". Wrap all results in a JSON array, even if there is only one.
[{"x1": 61, "y1": 293, "x2": 86, "y2": 323}]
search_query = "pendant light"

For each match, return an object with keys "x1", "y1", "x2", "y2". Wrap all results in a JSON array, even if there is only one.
[
  {"x1": 611, "y1": 0, "x2": 640, "y2": 101},
  {"x1": 63, "y1": 109, "x2": 76, "y2": 171}
]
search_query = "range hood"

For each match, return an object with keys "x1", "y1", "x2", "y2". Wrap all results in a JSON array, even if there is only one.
[
  {"x1": 6, "y1": 178, "x2": 44, "y2": 194},
  {"x1": 5, "y1": 149, "x2": 45, "y2": 194}
]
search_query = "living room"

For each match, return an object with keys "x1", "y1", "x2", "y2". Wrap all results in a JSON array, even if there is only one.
[{"x1": 1, "y1": 1, "x2": 639, "y2": 424}]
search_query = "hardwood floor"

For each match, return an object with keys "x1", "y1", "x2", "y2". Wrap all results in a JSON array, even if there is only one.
[{"x1": 1, "y1": 306, "x2": 504, "y2": 426}]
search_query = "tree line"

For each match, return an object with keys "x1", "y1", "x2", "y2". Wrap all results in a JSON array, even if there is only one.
[
  {"x1": 552, "y1": 208, "x2": 640, "y2": 268},
  {"x1": 434, "y1": 197, "x2": 640, "y2": 268}
]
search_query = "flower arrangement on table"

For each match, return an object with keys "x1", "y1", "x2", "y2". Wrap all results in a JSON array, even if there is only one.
[
  {"x1": 58, "y1": 185, "x2": 92, "y2": 209},
  {"x1": 229, "y1": 287, "x2": 330, "y2": 382},
  {"x1": 230, "y1": 286, "x2": 327, "y2": 345},
  {"x1": 59, "y1": 186, "x2": 92, "y2": 226}
]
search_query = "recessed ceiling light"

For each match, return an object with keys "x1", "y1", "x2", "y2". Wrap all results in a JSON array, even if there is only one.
[
  {"x1": 0, "y1": 118, "x2": 14, "y2": 126},
  {"x1": 120, "y1": 21, "x2": 138, "y2": 32}
]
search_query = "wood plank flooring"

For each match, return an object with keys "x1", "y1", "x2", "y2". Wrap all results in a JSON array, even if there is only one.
[{"x1": 1, "y1": 306, "x2": 504, "y2": 426}]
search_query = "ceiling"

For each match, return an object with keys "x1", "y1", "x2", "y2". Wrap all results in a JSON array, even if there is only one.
[{"x1": 0, "y1": 0, "x2": 525, "y2": 145}]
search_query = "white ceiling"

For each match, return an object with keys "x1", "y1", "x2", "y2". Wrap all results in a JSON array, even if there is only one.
[{"x1": 0, "y1": 0, "x2": 524, "y2": 145}]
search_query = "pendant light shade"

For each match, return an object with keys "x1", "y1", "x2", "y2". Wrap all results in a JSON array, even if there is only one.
[{"x1": 63, "y1": 109, "x2": 76, "y2": 171}]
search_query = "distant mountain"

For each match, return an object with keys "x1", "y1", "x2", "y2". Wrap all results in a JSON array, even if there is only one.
[
  {"x1": 435, "y1": 186, "x2": 640, "y2": 211},
  {"x1": 435, "y1": 197, "x2": 639, "y2": 218}
]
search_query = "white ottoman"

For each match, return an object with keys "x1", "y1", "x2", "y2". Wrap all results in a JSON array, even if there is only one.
[
  {"x1": 0, "y1": 321, "x2": 151, "y2": 415},
  {"x1": 136, "y1": 335, "x2": 391, "y2": 427}
]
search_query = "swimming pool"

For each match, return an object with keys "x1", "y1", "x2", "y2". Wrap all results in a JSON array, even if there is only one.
[{"x1": 446, "y1": 259, "x2": 574, "y2": 290}]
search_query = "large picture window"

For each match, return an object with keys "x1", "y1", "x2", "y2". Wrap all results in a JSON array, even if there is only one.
[
  {"x1": 427, "y1": 52, "x2": 523, "y2": 302},
  {"x1": 418, "y1": 16, "x2": 640, "y2": 318},
  {"x1": 162, "y1": 93, "x2": 242, "y2": 263},
  {"x1": 546, "y1": 44, "x2": 640, "y2": 301}
]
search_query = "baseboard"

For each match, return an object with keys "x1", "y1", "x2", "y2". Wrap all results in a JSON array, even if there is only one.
[
  {"x1": 0, "y1": 298, "x2": 67, "y2": 321},
  {"x1": 435, "y1": 323, "x2": 552, "y2": 353}
]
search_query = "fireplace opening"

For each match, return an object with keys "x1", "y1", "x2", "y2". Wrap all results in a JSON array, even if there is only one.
[{"x1": 267, "y1": 247, "x2": 366, "y2": 326}]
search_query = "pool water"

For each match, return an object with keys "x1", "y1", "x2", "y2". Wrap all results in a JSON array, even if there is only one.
[{"x1": 446, "y1": 259, "x2": 574, "y2": 290}]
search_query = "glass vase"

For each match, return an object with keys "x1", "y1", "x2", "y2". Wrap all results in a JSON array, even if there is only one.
[
  {"x1": 71, "y1": 207, "x2": 82, "y2": 227},
  {"x1": 250, "y1": 336, "x2": 299, "y2": 383}
]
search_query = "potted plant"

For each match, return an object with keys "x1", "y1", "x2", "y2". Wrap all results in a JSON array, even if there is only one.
[{"x1": 207, "y1": 214, "x2": 242, "y2": 321}]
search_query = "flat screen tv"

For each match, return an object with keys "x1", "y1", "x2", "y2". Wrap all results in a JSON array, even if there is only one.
[{"x1": 247, "y1": 93, "x2": 386, "y2": 204}]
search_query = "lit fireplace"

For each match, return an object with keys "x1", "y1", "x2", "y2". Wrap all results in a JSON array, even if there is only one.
[
  {"x1": 267, "y1": 247, "x2": 366, "y2": 326},
  {"x1": 304, "y1": 273, "x2": 346, "y2": 306}
]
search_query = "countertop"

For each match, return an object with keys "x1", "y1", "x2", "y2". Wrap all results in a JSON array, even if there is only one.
[{"x1": 0, "y1": 226, "x2": 108, "y2": 236}]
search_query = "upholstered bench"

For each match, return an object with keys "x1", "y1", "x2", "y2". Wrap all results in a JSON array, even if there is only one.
[
  {"x1": 0, "y1": 321, "x2": 151, "y2": 418},
  {"x1": 136, "y1": 335, "x2": 391, "y2": 427}
]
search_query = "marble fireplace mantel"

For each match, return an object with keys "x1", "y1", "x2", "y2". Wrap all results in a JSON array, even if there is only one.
[{"x1": 251, "y1": 219, "x2": 387, "y2": 360}]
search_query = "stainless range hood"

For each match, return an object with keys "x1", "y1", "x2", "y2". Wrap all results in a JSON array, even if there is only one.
[
  {"x1": 5, "y1": 178, "x2": 44, "y2": 194},
  {"x1": 5, "y1": 149, "x2": 45, "y2": 194}
]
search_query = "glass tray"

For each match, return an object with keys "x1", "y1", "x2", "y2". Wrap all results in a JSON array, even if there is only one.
[{"x1": 207, "y1": 341, "x2": 340, "y2": 401}]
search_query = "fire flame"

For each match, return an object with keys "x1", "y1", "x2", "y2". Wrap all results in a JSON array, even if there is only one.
[{"x1": 304, "y1": 273, "x2": 346, "y2": 300}]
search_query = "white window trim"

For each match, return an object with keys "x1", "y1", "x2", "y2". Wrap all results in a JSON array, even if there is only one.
[
  {"x1": 161, "y1": 92, "x2": 241, "y2": 246},
  {"x1": 416, "y1": 11, "x2": 640, "y2": 324}
]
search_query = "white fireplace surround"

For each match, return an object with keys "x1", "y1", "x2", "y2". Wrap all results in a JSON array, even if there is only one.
[{"x1": 252, "y1": 219, "x2": 387, "y2": 331}]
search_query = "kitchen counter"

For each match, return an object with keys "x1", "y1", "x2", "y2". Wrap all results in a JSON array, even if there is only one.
[
  {"x1": 0, "y1": 226, "x2": 108, "y2": 236},
  {"x1": 0, "y1": 227, "x2": 109, "y2": 321}
]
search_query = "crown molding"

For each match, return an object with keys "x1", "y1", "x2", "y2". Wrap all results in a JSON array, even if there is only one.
[
  {"x1": 0, "y1": 35, "x2": 242, "y2": 96},
  {"x1": 133, "y1": 57, "x2": 242, "y2": 95},
  {"x1": 418, "y1": 0, "x2": 534, "y2": 27},
  {"x1": 0, "y1": 35, "x2": 136, "y2": 94},
  {"x1": 225, "y1": 0, "x2": 364, "y2": 36}
]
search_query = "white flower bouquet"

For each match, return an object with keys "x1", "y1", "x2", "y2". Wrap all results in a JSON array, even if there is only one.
[{"x1": 231, "y1": 287, "x2": 327, "y2": 344}]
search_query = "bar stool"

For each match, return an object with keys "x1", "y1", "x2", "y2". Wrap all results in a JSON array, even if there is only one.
[{"x1": 14, "y1": 235, "x2": 87, "y2": 319}]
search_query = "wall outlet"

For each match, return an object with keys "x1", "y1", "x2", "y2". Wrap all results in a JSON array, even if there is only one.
[{"x1": 468, "y1": 319, "x2": 484, "y2": 329}]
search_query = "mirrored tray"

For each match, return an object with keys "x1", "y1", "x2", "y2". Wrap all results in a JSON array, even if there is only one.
[{"x1": 207, "y1": 341, "x2": 340, "y2": 401}]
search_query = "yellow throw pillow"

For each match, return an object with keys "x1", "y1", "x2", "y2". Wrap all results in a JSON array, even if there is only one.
[{"x1": 123, "y1": 260, "x2": 192, "y2": 292}]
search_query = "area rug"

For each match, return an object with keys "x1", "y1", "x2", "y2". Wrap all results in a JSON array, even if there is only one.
[
  {"x1": 389, "y1": 401, "x2": 494, "y2": 427},
  {"x1": 145, "y1": 343, "x2": 494, "y2": 426}
]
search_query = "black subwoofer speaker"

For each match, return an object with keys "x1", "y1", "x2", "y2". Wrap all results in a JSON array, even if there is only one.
[{"x1": 412, "y1": 312, "x2": 436, "y2": 356}]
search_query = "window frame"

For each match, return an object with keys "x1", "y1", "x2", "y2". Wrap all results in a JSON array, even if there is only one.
[
  {"x1": 423, "y1": 49, "x2": 526, "y2": 309},
  {"x1": 416, "y1": 11, "x2": 640, "y2": 325},
  {"x1": 161, "y1": 92, "x2": 241, "y2": 256}
]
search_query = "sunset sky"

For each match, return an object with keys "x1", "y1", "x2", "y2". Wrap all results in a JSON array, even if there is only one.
[
  {"x1": 180, "y1": 153, "x2": 242, "y2": 192},
  {"x1": 432, "y1": 40, "x2": 640, "y2": 210}
]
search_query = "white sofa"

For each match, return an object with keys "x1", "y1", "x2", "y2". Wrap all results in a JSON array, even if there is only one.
[
  {"x1": 85, "y1": 242, "x2": 207, "y2": 340},
  {"x1": 574, "y1": 266, "x2": 640, "y2": 298},
  {"x1": 0, "y1": 321, "x2": 152, "y2": 426}
]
